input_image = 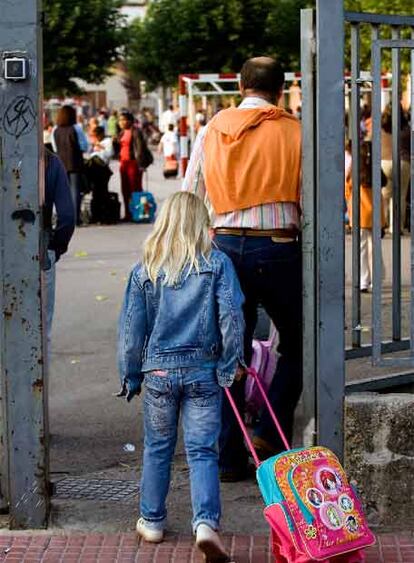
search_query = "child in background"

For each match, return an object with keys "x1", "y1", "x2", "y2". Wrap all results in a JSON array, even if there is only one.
[
  {"x1": 345, "y1": 141, "x2": 386, "y2": 292},
  {"x1": 158, "y1": 123, "x2": 178, "y2": 178},
  {"x1": 118, "y1": 192, "x2": 245, "y2": 562}
]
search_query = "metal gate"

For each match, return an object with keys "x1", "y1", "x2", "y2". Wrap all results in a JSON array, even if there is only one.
[{"x1": 301, "y1": 1, "x2": 414, "y2": 458}]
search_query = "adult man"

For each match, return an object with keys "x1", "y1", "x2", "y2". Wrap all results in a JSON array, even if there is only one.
[
  {"x1": 43, "y1": 149, "x2": 75, "y2": 345},
  {"x1": 183, "y1": 57, "x2": 302, "y2": 481}
]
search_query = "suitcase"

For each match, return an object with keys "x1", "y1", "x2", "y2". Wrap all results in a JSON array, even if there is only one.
[
  {"x1": 225, "y1": 370, "x2": 375, "y2": 562},
  {"x1": 103, "y1": 192, "x2": 120, "y2": 224},
  {"x1": 163, "y1": 156, "x2": 178, "y2": 179}
]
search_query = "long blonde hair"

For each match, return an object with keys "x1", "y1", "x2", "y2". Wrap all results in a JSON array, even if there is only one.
[{"x1": 143, "y1": 192, "x2": 211, "y2": 286}]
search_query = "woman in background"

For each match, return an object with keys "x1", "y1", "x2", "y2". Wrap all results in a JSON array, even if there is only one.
[
  {"x1": 116, "y1": 111, "x2": 152, "y2": 221},
  {"x1": 52, "y1": 105, "x2": 89, "y2": 225}
]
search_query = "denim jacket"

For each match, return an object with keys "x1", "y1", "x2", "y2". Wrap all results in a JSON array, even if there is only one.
[{"x1": 118, "y1": 249, "x2": 245, "y2": 400}]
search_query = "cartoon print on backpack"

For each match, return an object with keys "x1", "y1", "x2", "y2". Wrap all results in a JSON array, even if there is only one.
[
  {"x1": 306, "y1": 488, "x2": 324, "y2": 508},
  {"x1": 319, "y1": 502, "x2": 344, "y2": 531},
  {"x1": 317, "y1": 468, "x2": 342, "y2": 494},
  {"x1": 345, "y1": 515, "x2": 360, "y2": 534},
  {"x1": 339, "y1": 494, "x2": 354, "y2": 513}
]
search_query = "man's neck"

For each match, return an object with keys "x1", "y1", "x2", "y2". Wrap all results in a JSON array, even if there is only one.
[{"x1": 242, "y1": 90, "x2": 276, "y2": 105}]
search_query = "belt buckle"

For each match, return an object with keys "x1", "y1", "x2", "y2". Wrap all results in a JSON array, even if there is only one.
[{"x1": 271, "y1": 236, "x2": 295, "y2": 243}]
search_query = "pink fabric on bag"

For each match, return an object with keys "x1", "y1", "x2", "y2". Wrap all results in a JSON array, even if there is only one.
[
  {"x1": 225, "y1": 364, "x2": 374, "y2": 563},
  {"x1": 245, "y1": 326, "x2": 278, "y2": 416},
  {"x1": 265, "y1": 505, "x2": 367, "y2": 563}
]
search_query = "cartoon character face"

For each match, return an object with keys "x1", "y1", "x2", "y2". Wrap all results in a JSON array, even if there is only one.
[
  {"x1": 339, "y1": 494, "x2": 354, "y2": 513},
  {"x1": 320, "y1": 502, "x2": 344, "y2": 530},
  {"x1": 317, "y1": 468, "x2": 342, "y2": 494},
  {"x1": 345, "y1": 515, "x2": 359, "y2": 533},
  {"x1": 306, "y1": 488, "x2": 324, "y2": 508},
  {"x1": 327, "y1": 506, "x2": 341, "y2": 526}
]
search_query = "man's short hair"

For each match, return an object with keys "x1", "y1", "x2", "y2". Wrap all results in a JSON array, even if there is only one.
[
  {"x1": 240, "y1": 57, "x2": 284, "y2": 96},
  {"x1": 94, "y1": 126, "x2": 105, "y2": 139}
]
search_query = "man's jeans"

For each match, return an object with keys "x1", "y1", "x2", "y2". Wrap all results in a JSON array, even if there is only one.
[
  {"x1": 215, "y1": 235, "x2": 303, "y2": 472},
  {"x1": 140, "y1": 367, "x2": 222, "y2": 533}
]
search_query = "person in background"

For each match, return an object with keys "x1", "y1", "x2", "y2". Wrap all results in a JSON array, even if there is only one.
[
  {"x1": 360, "y1": 105, "x2": 372, "y2": 140},
  {"x1": 159, "y1": 123, "x2": 178, "y2": 159},
  {"x1": 85, "y1": 126, "x2": 114, "y2": 223},
  {"x1": 52, "y1": 105, "x2": 89, "y2": 226},
  {"x1": 159, "y1": 123, "x2": 179, "y2": 178},
  {"x1": 107, "y1": 110, "x2": 120, "y2": 139},
  {"x1": 115, "y1": 111, "x2": 151, "y2": 221},
  {"x1": 90, "y1": 126, "x2": 114, "y2": 165},
  {"x1": 77, "y1": 114, "x2": 86, "y2": 132},
  {"x1": 98, "y1": 110, "x2": 109, "y2": 136},
  {"x1": 43, "y1": 149, "x2": 75, "y2": 345},
  {"x1": 87, "y1": 116, "x2": 100, "y2": 146},
  {"x1": 160, "y1": 104, "x2": 177, "y2": 133},
  {"x1": 43, "y1": 121, "x2": 54, "y2": 152},
  {"x1": 118, "y1": 192, "x2": 245, "y2": 561},
  {"x1": 345, "y1": 141, "x2": 386, "y2": 292},
  {"x1": 381, "y1": 107, "x2": 411, "y2": 233}
]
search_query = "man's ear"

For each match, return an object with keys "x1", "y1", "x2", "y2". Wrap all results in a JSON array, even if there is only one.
[
  {"x1": 239, "y1": 80, "x2": 245, "y2": 97},
  {"x1": 276, "y1": 86, "x2": 284, "y2": 103}
]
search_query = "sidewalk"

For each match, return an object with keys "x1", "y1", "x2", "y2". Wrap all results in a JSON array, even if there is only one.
[{"x1": 0, "y1": 532, "x2": 412, "y2": 562}]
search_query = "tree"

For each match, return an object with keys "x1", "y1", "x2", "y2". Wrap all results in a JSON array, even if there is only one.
[
  {"x1": 127, "y1": 0, "x2": 309, "y2": 90},
  {"x1": 43, "y1": 0, "x2": 126, "y2": 97},
  {"x1": 344, "y1": 0, "x2": 413, "y2": 73}
]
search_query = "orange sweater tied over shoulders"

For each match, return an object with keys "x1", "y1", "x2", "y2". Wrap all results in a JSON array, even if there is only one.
[{"x1": 203, "y1": 106, "x2": 301, "y2": 215}]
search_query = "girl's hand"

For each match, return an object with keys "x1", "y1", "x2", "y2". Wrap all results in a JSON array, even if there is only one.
[{"x1": 234, "y1": 365, "x2": 247, "y2": 382}]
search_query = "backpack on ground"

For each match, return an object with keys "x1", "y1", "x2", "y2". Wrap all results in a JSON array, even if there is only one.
[
  {"x1": 225, "y1": 371, "x2": 375, "y2": 563},
  {"x1": 129, "y1": 191, "x2": 157, "y2": 223}
]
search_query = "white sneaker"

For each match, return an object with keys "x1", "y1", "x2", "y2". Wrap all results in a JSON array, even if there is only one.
[
  {"x1": 196, "y1": 523, "x2": 230, "y2": 562},
  {"x1": 136, "y1": 517, "x2": 164, "y2": 543}
]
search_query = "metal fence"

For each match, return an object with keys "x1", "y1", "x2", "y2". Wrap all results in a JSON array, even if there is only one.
[
  {"x1": 345, "y1": 11, "x2": 414, "y2": 367},
  {"x1": 301, "y1": 1, "x2": 414, "y2": 458}
]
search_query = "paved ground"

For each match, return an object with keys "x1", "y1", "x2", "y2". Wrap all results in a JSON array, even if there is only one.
[{"x1": 0, "y1": 532, "x2": 412, "y2": 562}]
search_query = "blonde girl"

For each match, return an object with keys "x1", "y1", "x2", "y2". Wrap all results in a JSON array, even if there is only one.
[{"x1": 118, "y1": 192, "x2": 245, "y2": 562}]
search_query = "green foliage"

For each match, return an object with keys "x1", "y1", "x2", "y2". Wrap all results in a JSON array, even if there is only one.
[
  {"x1": 43, "y1": 0, "x2": 126, "y2": 97},
  {"x1": 127, "y1": 0, "x2": 309, "y2": 89},
  {"x1": 344, "y1": 0, "x2": 413, "y2": 73}
]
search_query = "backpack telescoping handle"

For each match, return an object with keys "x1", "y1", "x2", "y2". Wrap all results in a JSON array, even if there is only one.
[{"x1": 224, "y1": 368, "x2": 291, "y2": 468}]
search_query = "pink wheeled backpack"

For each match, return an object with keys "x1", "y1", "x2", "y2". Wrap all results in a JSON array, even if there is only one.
[{"x1": 225, "y1": 370, "x2": 375, "y2": 562}]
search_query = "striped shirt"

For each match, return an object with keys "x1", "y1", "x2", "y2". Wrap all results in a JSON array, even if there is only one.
[{"x1": 182, "y1": 96, "x2": 301, "y2": 230}]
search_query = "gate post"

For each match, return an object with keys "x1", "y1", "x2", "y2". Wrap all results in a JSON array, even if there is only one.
[
  {"x1": 0, "y1": 0, "x2": 49, "y2": 527},
  {"x1": 315, "y1": 0, "x2": 345, "y2": 458},
  {"x1": 300, "y1": 8, "x2": 317, "y2": 442}
]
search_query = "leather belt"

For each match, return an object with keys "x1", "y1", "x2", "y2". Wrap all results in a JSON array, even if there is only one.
[{"x1": 214, "y1": 227, "x2": 298, "y2": 240}]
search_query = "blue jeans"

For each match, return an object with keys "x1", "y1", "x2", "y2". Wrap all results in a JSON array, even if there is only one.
[
  {"x1": 140, "y1": 367, "x2": 222, "y2": 533},
  {"x1": 215, "y1": 235, "x2": 303, "y2": 471}
]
